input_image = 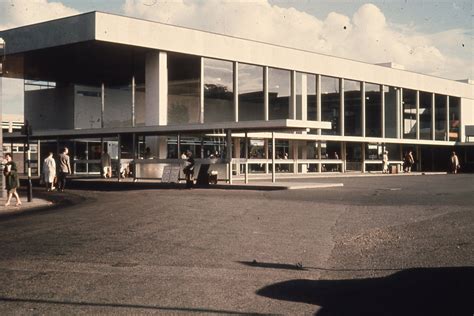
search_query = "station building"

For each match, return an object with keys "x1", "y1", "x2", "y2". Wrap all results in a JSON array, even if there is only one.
[{"x1": 0, "y1": 12, "x2": 473, "y2": 181}]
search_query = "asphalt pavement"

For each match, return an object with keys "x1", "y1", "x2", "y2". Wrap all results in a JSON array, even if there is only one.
[{"x1": 0, "y1": 174, "x2": 472, "y2": 315}]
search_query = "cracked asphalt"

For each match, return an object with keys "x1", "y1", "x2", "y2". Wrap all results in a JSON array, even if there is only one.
[{"x1": 0, "y1": 174, "x2": 472, "y2": 315}]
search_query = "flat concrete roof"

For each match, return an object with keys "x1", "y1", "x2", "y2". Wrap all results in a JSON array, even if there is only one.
[{"x1": 0, "y1": 11, "x2": 472, "y2": 99}]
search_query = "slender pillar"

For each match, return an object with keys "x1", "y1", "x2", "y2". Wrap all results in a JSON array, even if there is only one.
[
  {"x1": 416, "y1": 90, "x2": 420, "y2": 140},
  {"x1": 431, "y1": 93, "x2": 436, "y2": 140},
  {"x1": 131, "y1": 76, "x2": 136, "y2": 127},
  {"x1": 244, "y1": 132, "x2": 248, "y2": 184},
  {"x1": 264, "y1": 139, "x2": 269, "y2": 174},
  {"x1": 264, "y1": 67, "x2": 269, "y2": 121},
  {"x1": 101, "y1": 83, "x2": 105, "y2": 128},
  {"x1": 177, "y1": 133, "x2": 181, "y2": 158},
  {"x1": 316, "y1": 74, "x2": 322, "y2": 135},
  {"x1": 317, "y1": 142, "x2": 322, "y2": 173},
  {"x1": 362, "y1": 82, "x2": 366, "y2": 138},
  {"x1": 340, "y1": 78, "x2": 345, "y2": 136},
  {"x1": 362, "y1": 143, "x2": 366, "y2": 173},
  {"x1": 234, "y1": 62, "x2": 239, "y2": 122},
  {"x1": 290, "y1": 71, "x2": 297, "y2": 120},
  {"x1": 226, "y1": 129, "x2": 233, "y2": 184},
  {"x1": 117, "y1": 134, "x2": 121, "y2": 181},
  {"x1": 200, "y1": 57, "x2": 204, "y2": 124},
  {"x1": 271, "y1": 132, "x2": 276, "y2": 183},
  {"x1": 381, "y1": 85, "x2": 386, "y2": 138},
  {"x1": 301, "y1": 74, "x2": 307, "y2": 121},
  {"x1": 446, "y1": 95, "x2": 450, "y2": 141},
  {"x1": 398, "y1": 88, "x2": 403, "y2": 139}
]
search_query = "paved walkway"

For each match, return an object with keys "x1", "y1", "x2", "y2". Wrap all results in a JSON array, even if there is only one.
[{"x1": 0, "y1": 196, "x2": 52, "y2": 217}]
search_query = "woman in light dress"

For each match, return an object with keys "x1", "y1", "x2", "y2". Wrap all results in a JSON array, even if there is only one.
[{"x1": 43, "y1": 152, "x2": 57, "y2": 191}]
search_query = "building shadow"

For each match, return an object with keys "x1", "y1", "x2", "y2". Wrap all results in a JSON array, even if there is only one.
[{"x1": 256, "y1": 267, "x2": 474, "y2": 316}]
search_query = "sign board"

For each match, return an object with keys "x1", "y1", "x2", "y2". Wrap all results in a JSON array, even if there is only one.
[{"x1": 161, "y1": 165, "x2": 181, "y2": 183}]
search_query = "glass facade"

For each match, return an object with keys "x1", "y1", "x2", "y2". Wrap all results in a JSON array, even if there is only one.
[
  {"x1": 384, "y1": 86, "x2": 399, "y2": 138},
  {"x1": 365, "y1": 83, "x2": 382, "y2": 137},
  {"x1": 238, "y1": 63, "x2": 264, "y2": 121},
  {"x1": 168, "y1": 53, "x2": 201, "y2": 125},
  {"x1": 402, "y1": 89, "x2": 417, "y2": 139},
  {"x1": 419, "y1": 92, "x2": 432, "y2": 140},
  {"x1": 344, "y1": 80, "x2": 362, "y2": 136},
  {"x1": 104, "y1": 84, "x2": 133, "y2": 128},
  {"x1": 321, "y1": 76, "x2": 340, "y2": 135},
  {"x1": 268, "y1": 68, "x2": 290, "y2": 120},
  {"x1": 203, "y1": 58, "x2": 234, "y2": 123},
  {"x1": 307, "y1": 74, "x2": 317, "y2": 121},
  {"x1": 435, "y1": 94, "x2": 447, "y2": 141},
  {"x1": 449, "y1": 96, "x2": 460, "y2": 141}
]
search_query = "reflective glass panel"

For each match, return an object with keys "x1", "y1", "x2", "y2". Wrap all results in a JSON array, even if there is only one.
[
  {"x1": 238, "y1": 63, "x2": 264, "y2": 121},
  {"x1": 307, "y1": 74, "x2": 317, "y2": 121},
  {"x1": 204, "y1": 58, "x2": 234, "y2": 123},
  {"x1": 344, "y1": 80, "x2": 362, "y2": 136},
  {"x1": 384, "y1": 86, "x2": 399, "y2": 138},
  {"x1": 168, "y1": 53, "x2": 201, "y2": 125},
  {"x1": 321, "y1": 76, "x2": 340, "y2": 135},
  {"x1": 402, "y1": 89, "x2": 417, "y2": 139},
  {"x1": 365, "y1": 83, "x2": 382, "y2": 137},
  {"x1": 268, "y1": 68, "x2": 290, "y2": 120},
  {"x1": 449, "y1": 96, "x2": 460, "y2": 141},
  {"x1": 104, "y1": 84, "x2": 132, "y2": 128},
  {"x1": 435, "y1": 94, "x2": 447, "y2": 141},
  {"x1": 419, "y1": 92, "x2": 432, "y2": 140}
]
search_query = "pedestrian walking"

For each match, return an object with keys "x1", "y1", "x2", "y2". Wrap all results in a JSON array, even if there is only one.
[
  {"x1": 43, "y1": 152, "x2": 56, "y2": 191},
  {"x1": 382, "y1": 150, "x2": 389, "y2": 174},
  {"x1": 101, "y1": 148, "x2": 112, "y2": 178},
  {"x1": 404, "y1": 151, "x2": 414, "y2": 173},
  {"x1": 58, "y1": 147, "x2": 71, "y2": 192},
  {"x1": 3, "y1": 153, "x2": 21, "y2": 206},
  {"x1": 183, "y1": 150, "x2": 195, "y2": 189},
  {"x1": 450, "y1": 151, "x2": 460, "y2": 174}
]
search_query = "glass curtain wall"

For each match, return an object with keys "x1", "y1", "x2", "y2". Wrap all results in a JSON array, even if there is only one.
[
  {"x1": 365, "y1": 83, "x2": 382, "y2": 137},
  {"x1": 268, "y1": 68, "x2": 291, "y2": 120},
  {"x1": 203, "y1": 58, "x2": 234, "y2": 123},
  {"x1": 344, "y1": 80, "x2": 362, "y2": 136},
  {"x1": 238, "y1": 63, "x2": 264, "y2": 121},
  {"x1": 419, "y1": 92, "x2": 432, "y2": 140},
  {"x1": 449, "y1": 97, "x2": 460, "y2": 141},
  {"x1": 307, "y1": 74, "x2": 317, "y2": 121},
  {"x1": 74, "y1": 85, "x2": 102, "y2": 129},
  {"x1": 402, "y1": 89, "x2": 417, "y2": 139},
  {"x1": 321, "y1": 76, "x2": 340, "y2": 135},
  {"x1": 168, "y1": 53, "x2": 201, "y2": 125},
  {"x1": 384, "y1": 86, "x2": 399, "y2": 138},
  {"x1": 435, "y1": 94, "x2": 447, "y2": 141}
]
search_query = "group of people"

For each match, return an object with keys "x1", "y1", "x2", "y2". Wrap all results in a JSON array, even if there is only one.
[{"x1": 41, "y1": 147, "x2": 72, "y2": 192}]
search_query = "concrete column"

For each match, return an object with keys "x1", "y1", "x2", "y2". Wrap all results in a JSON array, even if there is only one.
[
  {"x1": 301, "y1": 141, "x2": 307, "y2": 174},
  {"x1": 271, "y1": 132, "x2": 276, "y2": 183},
  {"x1": 131, "y1": 76, "x2": 136, "y2": 127},
  {"x1": 101, "y1": 83, "x2": 105, "y2": 128},
  {"x1": 317, "y1": 142, "x2": 322, "y2": 173},
  {"x1": 264, "y1": 66, "x2": 269, "y2": 121},
  {"x1": 301, "y1": 73, "x2": 307, "y2": 121},
  {"x1": 316, "y1": 74, "x2": 322, "y2": 135},
  {"x1": 200, "y1": 57, "x2": 204, "y2": 124},
  {"x1": 362, "y1": 143, "x2": 366, "y2": 173},
  {"x1": 431, "y1": 93, "x2": 436, "y2": 140},
  {"x1": 381, "y1": 85, "x2": 386, "y2": 138},
  {"x1": 290, "y1": 71, "x2": 297, "y2": 120},
  {"x1": 234, "y1": 62, "x2": 239, "y2": 122},
  {"x1": 233, "y1": 137, "x2": 240, "y2": 176},
  {"x1": 292, "y1": 140, "x2": 298, "y2": 174},
  {"x1": 446, "y1": 95, "x2": 450, "y2": 141},
  {"x1": 362, "y1": 82, "x2": 366, "y2": 138},
  {"x1": 244, "y1": 132, "x2": 248, "y2": 184},
  {"x1": 264, "y1": 139, "x2": 269, "y2": 174},
  {"x1": 341, "y1": 142, "x2": 346, "y2": 173},
  {"x1": 145, "y1": 51, "x2": 167, "y2": 127},
  {"x1": 398, "y1": 88, "x2": 403, "y2": 139},
  {"x1": 416, "y1": 90, "x2": 420, "y2": 140},
  {"x1": 340, "y1": 78, "x2": 345, "y2": 136},
  {"x1": 226, "y1": 130, "x2": 233, "y2": 184}
]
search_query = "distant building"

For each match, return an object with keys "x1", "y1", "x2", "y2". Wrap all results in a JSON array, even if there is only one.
[{"x1": 0, "y1": 11, "x2": 473, "y2": 180}]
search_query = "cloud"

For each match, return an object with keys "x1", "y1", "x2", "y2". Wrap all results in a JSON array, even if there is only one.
[
  {"x1": 122, "y1": 1, "x2": 472, "y2": 80},
  {"x1": 0, "y1": 0, "x2": 79, "y2": 30}
]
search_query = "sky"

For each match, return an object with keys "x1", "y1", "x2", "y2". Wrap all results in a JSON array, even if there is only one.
[{"x1": 0, "y1": 0, "x2": 473, "y2": 115}]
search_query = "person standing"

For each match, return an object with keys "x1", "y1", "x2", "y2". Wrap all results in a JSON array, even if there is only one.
[
  {"x1": 101, "y1": 148, "x2": 112, "y2": 178},
  {"x1": 404, "y1": 151, "x2": 414, "y2": 173},
  {"x1": 43, "y1": 152, "x2": 56, "y2": 191},
  {"x1": 450, "y1": 151, "x2": 460, "y2": 174},
  {"x1": 183, "y1": 150, "x2": 195, "y2": 189},
  {"x1": 3, "y1": 153, "x2": 21, "y2": 206},
  {"x1": 58, "y1": 147, "x2": 71, "y2": 192},
  {"x1": 382, "y1": 150, "x2": 389, "y2": 174}
]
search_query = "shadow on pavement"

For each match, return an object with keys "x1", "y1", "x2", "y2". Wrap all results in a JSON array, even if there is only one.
[
  {"x1": 256, "y1": 267, "x2": 474, "y2": 316},
  {"x1": 0, "y1": 297, "x2": 273, "y2": 315},
  {"x1": 238, "y1": 260, "x2": 307, "y2": 271}
]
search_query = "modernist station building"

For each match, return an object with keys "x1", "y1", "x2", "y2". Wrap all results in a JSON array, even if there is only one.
[{"x1": 1, "y1": 12, "x2": 473, "y2": 181}]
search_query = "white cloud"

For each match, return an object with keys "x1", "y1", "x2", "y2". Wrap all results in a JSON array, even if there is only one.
[
  {"x1": 0, "y1": 0, "x2": 79, "y2": 30},
  {"x1": 122, "y1": 1, "x2": 472, "y2": 80}
]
